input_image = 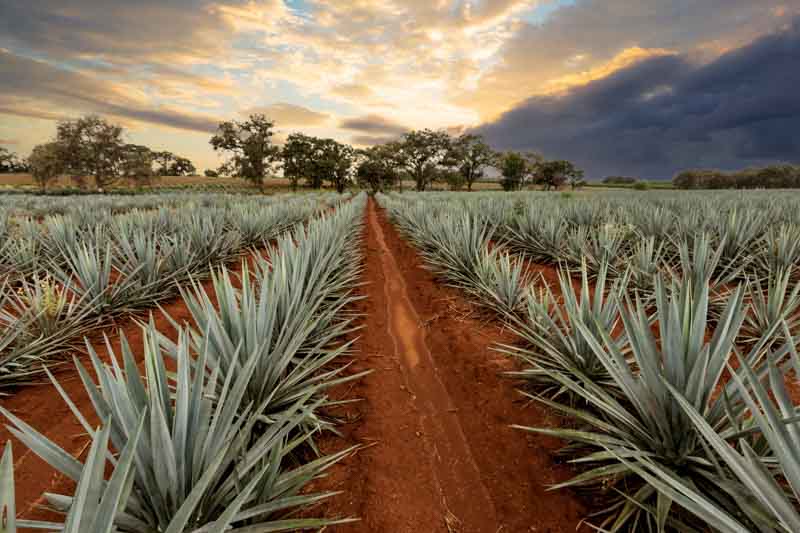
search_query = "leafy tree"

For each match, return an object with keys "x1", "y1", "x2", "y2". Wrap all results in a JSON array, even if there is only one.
[
  {"x1": 356, "y1": 144, "x2": 400, "y2": 194},
  {"x1": 27, "y1": 143, "x2": 64, "y2": 191},
  {"x1": 120, "y1": 144, "x2": 156, "y2": 187},
  {"x1": 281, "y1": 133, "x2": 315, "y2": 191},
  {"x1": 313, "y1": 138, "x2": 355, "y2": 193},
  {"x1": 210, "y1": 114, "x2": 281, "y2": 190},
  {"x1": 497, "y1": 151, "x2": 528, "y2": 191},
  {"x1": 281, "y1": 134, "x2": 355, "y2": 193},
  {"x1": 534, "y1": 159, "x2": 582, "y2": 191},
  {"x1": 449, "y1": 133, "x2": 495, "y2": 191},
  {"x1": 396, "y1": 129, "x2": 451, "y2": 191},
  {"x1": 55, "y1": 115, "x2": 125, "y2": 190},
  {"x1": 169, "y1": 157, "x2": 195, "y2": 176},
  {"x1": 154, "y1": 151, "x2": 174, "y2": 175},
  {"x1": 441, "y1": 168, "x2": 466, "y2": 190},
  {"x1": 0, "y1": 147, "x2": 14, "y2": 173}
]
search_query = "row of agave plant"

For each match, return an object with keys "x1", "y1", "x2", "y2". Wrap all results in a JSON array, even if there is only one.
[
  {"x1": 0, "y1": 193, "x2": 344, "y2": 388},
  {"x1": 0, "y1": 192, "x2": 246, "y2": 218},
  {"x1": 378, "y1": 191, "x2": 800, "y2": 532},
  {"x1": 391, "y1": 190, "x2": 800, "y2": 282},
  {"x1": 0, "y1": 192, "x2": 368, "y2": 532}
]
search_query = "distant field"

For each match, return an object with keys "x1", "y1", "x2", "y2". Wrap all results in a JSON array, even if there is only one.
[
  {"x1": 0, "y1": 173, "x2": 293, "y2": 191},
  {"x1": 0, "y1": 173, "x2": 673, "y2": 193}
]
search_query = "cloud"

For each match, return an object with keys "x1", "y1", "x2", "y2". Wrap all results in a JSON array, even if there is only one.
[
  {"x1": 340, "y1": 114, "x2": 409, "y2": 136},
  {"x1": 331, "y1": 83, "x2": 374, "y2": 101},
  {"x1": 246, "y1": 103, "x2": 330, "y2": 127},
  {"x1": 350, "y1": 134, "x2": 400, "y2": 147},
  {"x1": 0, "y1": 50, "x2": 221, "y2": 133},
  {"x1": 457, "y1": 0, "x2": 797, "y2": 119},
  {"x1": 477, "y1": 18, "x2": 800, "y2": 179}
]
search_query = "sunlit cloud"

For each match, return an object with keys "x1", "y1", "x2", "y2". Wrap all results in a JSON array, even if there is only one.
[{"x1": 0, "y1": 0, "x2": 797, "y2": 173}]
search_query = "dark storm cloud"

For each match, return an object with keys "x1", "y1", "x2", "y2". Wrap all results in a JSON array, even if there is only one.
[
  {"x1": 0, "y1": 50, "x2": 220, "y2": 133},
  {"x1": 339, "y1": 114, "x2": 409, "y2": 136},
  {"x1": 477, "y1": 18, "x2": 800, "y2": 179}
]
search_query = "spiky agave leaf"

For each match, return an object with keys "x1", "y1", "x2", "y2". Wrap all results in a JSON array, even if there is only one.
[
  {"x1": 513, "y1": 274, "x2": 786, "y2": 531},
  {"x1": 469, "y1": 247, "x2": 532, "y2": 317},
  {"x1": 741, "y1": 269, "x2": 800, "y2": 344},
  {"x1": 0, "y1": 323, "x2": 355, "y2": 532},
  {"x1": 159, "y1": 199, "x2": 367, "y2": 447},
  {"x1": 499, "y1": 259, "x2": 628, "y2": 402},
  {"x1": 756, "y1": 224, "x2": 800, "y2": 280},
  {"x1": 0, "y1": 417, "x2": 144, "y2": 533},
  {"x1": 626, "y1": 329, "x2": 800, "y2": 532}
]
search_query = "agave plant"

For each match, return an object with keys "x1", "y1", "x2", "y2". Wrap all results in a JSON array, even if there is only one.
[
  {"x1": 505, "y1": 211, "x2": 567, "y2": 264},
  {"x1": 0, "y1": 419, "x2": 144, "y2": 532},
  {"x1": 740, "y1": 269, "x2": 800, "y2": 344},
  {"x1": 50, "y1": 241, "x2": 147, "y2": 316},
  {"x1": 404, "y1": 210, "x2": 494, "y2": 290},
  {"x1": 632, "y1": 334, "x2": 800, "y2": 532},
  {"x1": 515, "y1": 274, "x2": 785, "y2": 531},
  {"x1": 0, "y1": 322, "x2": 354, "y2": 532},
  {"x1": 605, "y1": 334, "x2": 800, "y2": 533},
  {"x1": 625, "y1": 235, "x2": 665, "y2": 299},
  {"x1": 756, "y1": 224, "x2": 800, "y2": 279},
  {"x1": 159, "y1": 202, "x2": 367, "y2": 444},
  {"x1": 2, "y1": 273, "x2": 96, "y2": 340},
  {"x1": 470, "y1": 247, "x2": 532, "y2": 317},
  {"x1": 499, "y1": 260, "x2": 628, "y2": 401},
  {"x1": 563, "y1": 223, "x2": 629, "y2": 278}
]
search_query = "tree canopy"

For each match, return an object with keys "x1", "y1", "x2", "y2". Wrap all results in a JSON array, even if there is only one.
[{"x1": 210, "y1": 114, "x2": 281, "y2": 188}]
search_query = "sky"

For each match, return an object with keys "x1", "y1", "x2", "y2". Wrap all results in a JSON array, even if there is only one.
[{"x1": 0, "y1": 0, "x2": 798, "y2": 179}]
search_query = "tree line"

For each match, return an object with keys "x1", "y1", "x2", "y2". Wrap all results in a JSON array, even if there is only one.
[
  {"x1": 673, "y1": 165, "x2": 800, "y2": 189},
  {"x1": 210, "y1": 113, "x2": 585, "y2": 193},
  {"x1": 4, "y1": 112, "x2": 585, "y2": 193},
  {"x1": 3, "y1": 116, "x2": 195, "y2": 191}
]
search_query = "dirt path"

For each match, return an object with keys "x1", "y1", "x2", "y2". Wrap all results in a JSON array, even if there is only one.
[{"x1": 318, "y1": 198, "x2": 586, "y2": 532}]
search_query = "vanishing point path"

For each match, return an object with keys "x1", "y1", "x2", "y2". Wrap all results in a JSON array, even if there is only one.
[{"x1": 317, "y1": 198, "x2": 587, "y2": 533}]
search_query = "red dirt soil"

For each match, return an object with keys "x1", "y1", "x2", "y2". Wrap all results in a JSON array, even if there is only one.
[{"x1": 315, "y1": 198, "x2": 587, "y2": 533}]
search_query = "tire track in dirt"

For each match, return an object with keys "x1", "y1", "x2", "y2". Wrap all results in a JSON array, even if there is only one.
[
  {"x1": 317, "y1": 198, "x2": 586, "y2": 533},
  {"x1": 370, "y1": 200, "x2": 500, "y2": 532}
]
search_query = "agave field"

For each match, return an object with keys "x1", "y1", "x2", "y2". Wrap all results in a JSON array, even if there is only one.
[
  {"x1": 0, "y1": 191, "x2": 367, "y2": 531},
  {"x1": 377, "y1": 190, "x2": 800, "y2": 532},
  {"x1": 2, "y1": 188, "x2": 800, "y2": 532}
]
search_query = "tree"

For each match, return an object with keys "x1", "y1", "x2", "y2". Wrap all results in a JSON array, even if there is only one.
[
  {"x1": 27, "y1": 143, "x2": 64, "y2": 191},
  {"x1": 120, "y1": 144, "x2": 156, "y2": 187},
  {"x1": 396, "y1": 129, "x2": 451, "y2": 191},
  {"x1": 497, "y1": 151, "x2": 528, "y2": 191},
  {"x1": 0, "y1": 147, "x2": 14, "y2": 173},
  {"x1": 0, "y1": 148, "x2": 29, "y2": 173},
  {"x1": 449, "y1": 133, "x2": 495, "y2": 191},
  {"x1": 169, "y1": 157, "x2": 195, "y2": 176},
  {"x1": 55, "y1": 115, "x2": 125, "y2": 190},
  {"x1": 313, "y1": 138, "x2": 355, "y2": 193},
  {"x1": 210, "y1": 114, "x2": 281, "y2": 190},
  {"x1": 281, "y1": 133, "x2": 315, "y2": 191},
  {"x1": 154, "y1": 151, "x2": 174, "y2": 175},
  {"x1": 356, "y1": 144, "x2": 400, "y2": 194},
  {"x1": 534, "y1": 159, "x2": 582, "y2": 191}
]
